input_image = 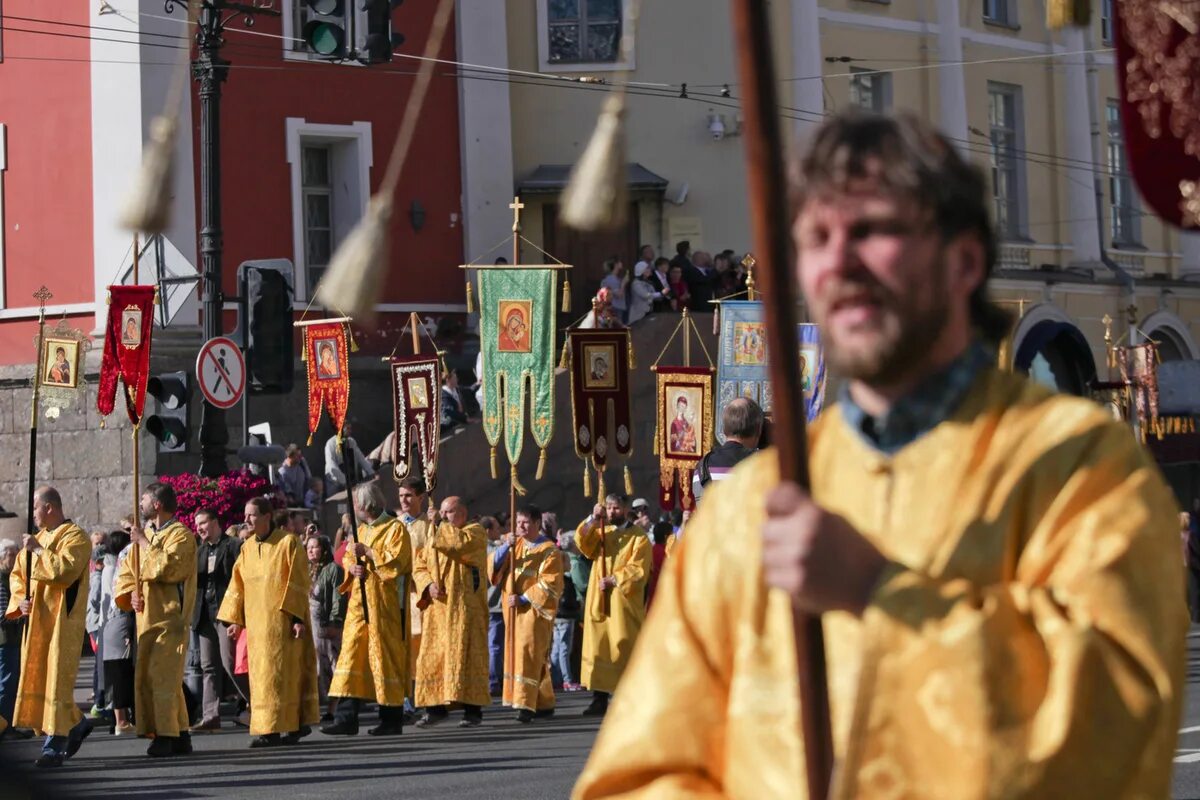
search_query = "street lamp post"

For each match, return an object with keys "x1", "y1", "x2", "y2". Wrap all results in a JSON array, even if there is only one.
[{"x1": 166, "y1": 0, "x2": 279, "y2": 476}]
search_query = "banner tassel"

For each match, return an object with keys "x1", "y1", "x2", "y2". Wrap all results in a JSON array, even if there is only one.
[
  {"x1": 583, "y1": 463, "x2": 592, "y2": 499},
  {"x1": 562, "y1": 279, "x2": 571, "y2": 313},
  {"x1": 300, "y1": 331, "x2": 308, "y2": 362},
  {"x1": 490, "y1": 446, "x2": 498, "y2": 480},
  {"x1": 348, "y1": 327, "x2": 360, "y2": 353},
  {"x1": 466, "y1": 281, "x2": 475, "y2": 314},
  {"x1": 559, "y1": 337, "x2": 571, "y2": 370},
  {"x1": 511, "y1": 465, "x2": 527, "y2": 496},
  {"x1": 627, "y1": 339, "x2": 636, "y2": 371},
  {"x1": 624, "y1": 465, "x2": 634, "y2": 496},
  {"x1": 536, "y1": 448, "x2": 547, "y2": 481},
  {"x1": 307, "y1": 432, "x2": 313, "y2": 446},
  {"x1": 596, "y1": 470, "x2": 607, "y2": 504},
  {"x1": 712, "y1": 305, "x2": 720, "y2": 335}
]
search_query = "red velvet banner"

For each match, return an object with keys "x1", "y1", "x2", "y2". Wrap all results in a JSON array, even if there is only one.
[
  {"x1": 97, "y1": 285, "x2": 156, "y2": 425},
  {"x1": 304, "y1": 321, "x2": 351, "y2": 443},
  {"x1": 390, "y1": 355, "x2": 442, "y2": 491},
  {"x1": 569, "y1": 328, "x2": 634, "y2": 477}
]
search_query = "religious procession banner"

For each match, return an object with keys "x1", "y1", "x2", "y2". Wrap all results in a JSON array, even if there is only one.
[
  {"x1": 301, "y1": 319, "x2": 352, "y2": 445},
  {"x1": 477, "y1": 268, "x2": 558, "y2": 482},
  {"x1": 1118, "y1": 342, "x2": 1160, "y2": 441},
  {"x1": 390, "y1": 355, "x2": 442, "y2": 490},
  {"x1": 654, "y1": 366, "x2": 714, "y2": 511},
  {"x1": 97, "y1": 285, "x2": 156, "y2": 425},
  {"x1": 566, "y1": 328, "x2": 635, "y2": 500},
  {"x1": 716, "y1": 300, "x2": 825, "y2": 440}
]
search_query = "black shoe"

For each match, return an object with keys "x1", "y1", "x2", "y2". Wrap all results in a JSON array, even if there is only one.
[
  {"x1": 581, "y1": 698, "x2": 608, "y2": 717},
  {"x1": 249, "y1": 735, "x2": 282, "y2": 749},
  {"x1": 458, "y1": 716, "x2": 482, "y2": 728},
  {"x1": 296, "y1": 725, "x2": 313, "y2": 739},
  {"x1": 367, "y1": 724, "x2": 403, "y2": 736},
  {"x1": 66, "y1": 720, "x2": 93, "y2": 758},
  {"x1": 515, "y1": 710, "x2": 533, "y2": 724},
  {"x1": 401, "y1": 710, "x2": 418, "y2": 726},
  {"x1": 534, "y1": 708, "x2": 555, "y2": 719},
  {"x1": 320, "y1": 721, "x2": 359, "y2": 736},
  {"x1": 415, "y1": 711, "x2": 447, "y2": 728},
  {"x1": 320, "y1": 713, "x2": 334, "y2": 723},
  {"x1": 11, "y1": 728, "x2": 35, "y2": 740},
  {"x1": 34, "y1": 753, "x2": 64, "y2": 768},
  {"x1": 146, "y1": 737, "x2": 175, "y2": 758},
  {"x1": 173, "y1": 733, "x2": 193, "y2": 755}
]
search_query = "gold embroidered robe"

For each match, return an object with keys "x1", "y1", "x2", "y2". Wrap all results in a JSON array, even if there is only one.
[
  {"x1": 3, "y1": 522, "x2": 89, "y2": 736},
  {"x1": 403, "y1": 515, "x2": 433, "y2": 673},
  {"x1": 574, "y1": 369, "x2": 1187, "y2": 799},
  {"x1": 329, "y1": 513, "x2": 411, "y2": 706},
  {"x1": 575, "y1": 520, "x2": 652, "y2": 694},
  {"x1": 491, "y1": 537, "x2": 563, "y2": 711},
  {"x1": 412, "y1": 520, "x2": 490, "y2": 707},
  {"x1": 113, "y1": 520, "x2": 197, "y2": 738},
  {"x1": 217, "y1": 529, "x2": 319, "y2": 735}
]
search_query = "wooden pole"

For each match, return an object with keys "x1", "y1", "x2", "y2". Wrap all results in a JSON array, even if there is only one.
[
  {"x1": 131, "y1": 234, "x2": 143, "y2": 603},
  {"x1": 682, "y1": 308, "x2": 691, "y2": 367},
  {"x1": 598, "y1": 506, "x2": 610, "y2": 618},
  {"x1": 26, "y1": 287, "x2": 51, "y2": 613},
  {"x1": 341, "y1": 436, "x2": 371, "y2": 624},
  {"x1": 506, "y1": 478, "x2": 516, "y2": 697},
  {"x1": 410, "y1": 311, "x2": 421, "y2": 355},
  {"x1": 730, "y1": 1, "x2": 833, "y2": 797}
]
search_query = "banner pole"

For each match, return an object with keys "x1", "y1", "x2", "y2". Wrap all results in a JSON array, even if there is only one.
[
  {"x1": 26, "y1": 288, "x2": 51, "y2": 617},
  {"x1": 410, "y1": 312, "x2": 421, "y2": 355}
]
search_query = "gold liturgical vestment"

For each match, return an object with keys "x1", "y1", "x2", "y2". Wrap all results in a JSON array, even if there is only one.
[
  {"x1": 492, "y1": 537, "x2": 563, "y2": 711},
  {"x1": 575, "y1": 520, "x2": 652, "y2": 694},
  {"x1": 574, "y1": 369, "x2": 1187, "y2": 800},
  {"x1": 218, "y1": 529, "x2": 319, "y2": 736},
  {"x1": 330, "y1": 512, "x2": 411, "y2": 706},
  {"x1": 4, "y1": 522, "x2": 89, "y2": 736},
  {"x1": 113, "y1": 519, "x2": 197, "y2": 738},
  {"x1": 403, "y1": 515, "x2": 433, "y2": 674},
  {"x1": 412, "y1": 520, "x2": 490, "y2": 707}
]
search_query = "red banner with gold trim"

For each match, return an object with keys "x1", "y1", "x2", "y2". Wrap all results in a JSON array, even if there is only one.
[
  {"x1": 303, "y1": 320, "x2": 351, "y2": 444},
  {"x1": 654, "y1": 366, "x2": 714, "y2": 511},
  {"x1": 567, "y1": 328, "x2": 635, "y2": 500},
  {"x1": 390, "y1": 355, "x2": 442, "y2": 491},
  {"x1": 97, "y1": 285, "x2": 156, "y2": 425}
]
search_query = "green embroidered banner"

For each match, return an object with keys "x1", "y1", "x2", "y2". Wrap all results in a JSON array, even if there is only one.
[{"x1": 478, "y1": 268, "x2": 557, "y2": 467}]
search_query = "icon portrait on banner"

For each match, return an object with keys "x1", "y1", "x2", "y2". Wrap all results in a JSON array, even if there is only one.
[
  {"x1": 583, "y1": 343, "x2": 617, "y2": 390},
  {"x1": 799, "y1": 345, "x2": 819, "y2": 399},
  {"x1": 120, "y1": 307, "x2": 143, "y2": 349},
  {"x1": 739, "y1": 381, "x2": 758, "y2": 403},
  {"x1": 667, "y1": 387, "x2": 701, "y2": 458},
  {"x1": 733, "y1": 322, "x2": 766, "y2": 366},
  {"x1": 407, "y1": 377, "x2": 429, "y2": 409},
  {"x1": 497, "y1": 300, "x2": 532, "y2": 353},
  {"x1": 42, "y1": 338, "x2": 80, "y2": 389},
  {"x1": 314, "y1": 338, "x2": 341, "y2": 380}
]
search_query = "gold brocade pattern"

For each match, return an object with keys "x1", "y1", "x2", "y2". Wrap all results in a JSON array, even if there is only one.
[
  {"x1": 113, "y1": 521, "x2": 196, "y2": 737},
  {"x1": 492, "y1": 539, "x2": 564, "y2": 711},
  {"x1": 575, "y1": 521, "x2": 652, "y2": 694},
  {"x1": 405, "y1": 518, "x2": 433, "y2": 637},
  {"x1": 329, "y1": 514, "x2": 411, "y2": 706},
  {"x1": 1122, "y1": 0, "x2": 1200, "y2": 156},
  {"x1": 412, "y1": 522, "x2": 490, "y2": 707},
  {"x1": 574, "y1": 369, "x2": 1186, "y2": 799},
  {"x1": 3, "y1": 523, "x2": 89, "y2": 736},
  {"x1": 217, "y1": 529, "x2": 319, "y2": 736}
]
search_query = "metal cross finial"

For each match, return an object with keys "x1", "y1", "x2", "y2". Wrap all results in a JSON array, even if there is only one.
[
  {"x1": 32, "y1": 286, "x2": 53, "y2": 308},
  {"x1": 510, "y1": 196, "x2": 524, "y2": 233}
]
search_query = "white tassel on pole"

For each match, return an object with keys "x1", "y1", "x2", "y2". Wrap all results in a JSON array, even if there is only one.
[
  {"x1": 314, "y1": 196, "x2": 393, "y2": 322},
  {"x1": 561, "y1": 93, "x2": 629, "y2": 232},
  {"x1": 118, "y1": 115, "x2": 179, "y2": 235}
]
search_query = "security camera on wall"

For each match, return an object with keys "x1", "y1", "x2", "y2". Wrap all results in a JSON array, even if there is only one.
[{"x1": 708, "y1": 113, "x2": 726, "y2": 140}]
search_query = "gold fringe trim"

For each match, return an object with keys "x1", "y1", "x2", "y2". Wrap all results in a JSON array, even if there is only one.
[
  {"x1": 596, "y1": 470, "x2": 607, "y2": 504},
  {"x1": 712, "y1": 305, "x2": 719, "y2": 335},
  {"x1": 300, "y1": 331, "x2": 308, "y2": 362},
  {"x1": 562, "y1": 279, "x2": 571, "y2": 313},
  {"x1": 583, "y1": 463, "x2": 592, "y2": 499},
  {"x1": 348, "y1": 326, "x2": 360, "y2": 353},
  {"x1": 627, "y1": 339, "x2": 636, "y2": 370},
  {"x1": 511, "y1": 465, "x2": 527, "y2": 496},
  {"x1": 624, "y1": 465, "x2": 634, "y2": 496},
  {"x1": 490, "y1": 446, "x2": 498, "y2": 480},
  {"x1": 536, "y1": 448, "x2": 547, "y2": 481},
  {"x1": 466, "y1": 281, "x2": 475, "y2": 314},
  {"x1": 559, "y1": 337, "x2": 572, "y2": 370}
]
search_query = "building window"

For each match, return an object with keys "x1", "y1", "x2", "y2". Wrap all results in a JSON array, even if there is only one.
[
  {"x1": 537, "y1": 0, "x2": 632, "y2": 72},
  {"x1": 987, "y1": 82, "x2": 1026, "y2": 239},
  {"x1": 983, "y1": 0, "x2": 1016, "y2": 26},
  {"x1": 1107, "y1": 101, "x2": 1141, "y2": 246},
  {"x1": 1100, "y1": 0, "x2": 1113, "y2": 43},
  {"x1": 286, "y1": 119, "x2": 373, "y2": 301},
  {"x1": 301, "y1": 145, "x2": 334, "y2": 290},
  {"x1": 849, "y1": 69, "x2": 892, "y2": 112}
]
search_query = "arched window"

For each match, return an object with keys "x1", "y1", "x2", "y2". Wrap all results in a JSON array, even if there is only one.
[{"x1": 1014, "y1": 320, "x2": 1097, "y2": 396}]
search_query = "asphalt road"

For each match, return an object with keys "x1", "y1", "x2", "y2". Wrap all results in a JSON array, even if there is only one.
[
  {"x1": 1174, "y1": 628, "x2": 1200, "y2": 800},
  {"x1": 0, "y1": 682, "x2": 601, "y2": 800}
]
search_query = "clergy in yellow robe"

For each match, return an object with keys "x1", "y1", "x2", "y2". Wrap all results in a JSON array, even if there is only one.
[
  {"x1": 323, "y1": 482, "x2": 411, "y2": 735},
  {"x1": 218, "y1": 498, "x2": 319, "y2": 745},
  {"x1": 113, "y1": 483, "x2": 197, "y2": 753},
  {"x1": 490, "y1": 505, "x2": 563, "y2": 720},
  {"x1": 4, "y1": 487, "x2": 91, "y2": 761},
  {"x1": 574, "y1": 369, "x2": 1187, "y2": 799},
  {"x1": 575, "y1": 494, "x2": 652, "y2": 713},
  {"x1": 413, "y1": 495, "x2": 490, "y2": 725},
  {"x1": 397, "y1": 476, "x2": 433, "y2": 679}
]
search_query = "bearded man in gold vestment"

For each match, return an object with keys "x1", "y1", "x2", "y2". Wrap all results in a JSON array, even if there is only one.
[
  {"x1": 413, "y1": 495, "x2": 490, "y2": 728},
  {"x1": 574, "y1": 113, "x2": 1187, "y2": 799},
  {"x1": 4, "y1": 486, "x2": 92, "y2": 768},
  {"x1": 219, "y1": 497, "x2": 319, "y2": 748},
  {"x1": 114, "y1": 482, "x2": 197, "y2": 758}
]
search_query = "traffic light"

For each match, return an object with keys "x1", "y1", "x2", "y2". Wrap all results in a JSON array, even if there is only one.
[
  {"x1": 145, "y1": 372, "x2": 191, "y2": 453},
  {"x1": 356, "y1": 0, "x2": 406, "y2": 64},
  {"x1": 240, "y1": 261, "x2": 295, "y2": 396},
  {"x1": 302, "y1": 0, "x2": 349, "y2": 58}
]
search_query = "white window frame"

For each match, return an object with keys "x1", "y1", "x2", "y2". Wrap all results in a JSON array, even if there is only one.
[
  {"x1": 1100, "y1": 0, "x2": 1113, "y2": 44},
  {"x1": 1106, "y1": 100, "x2": 1141, "y2": 247},
  {"x1": 285, "y1": 118, "x2": 373, "y2": 301},
  {"x1": 987, "y1": 81, "x2": 1028, "y2": 240},
  {"x1": 536, "y1": 0, "x2": 635, "y2": 74},
  {"x1": 983, "y1": 0, "x2": 1018, "y2": 27},
  {"x1": 849, "y1": 68, "x2": 892, "y2": 112}
]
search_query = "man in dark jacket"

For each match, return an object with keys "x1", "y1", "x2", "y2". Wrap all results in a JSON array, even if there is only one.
[
  {"x1": 190, "y1": 508, "x2": 243, "y2": 731},
  {"x1": 693, "y1": 397, "x2": 764, "y2": 501}
]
